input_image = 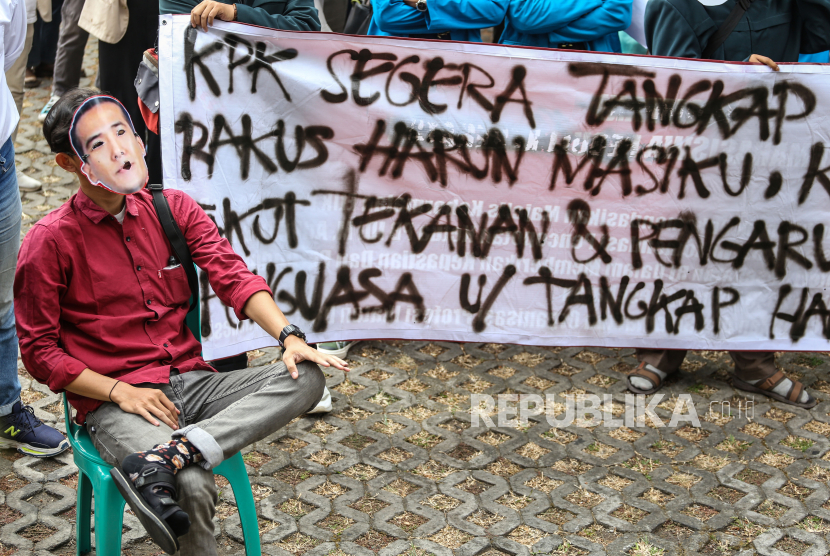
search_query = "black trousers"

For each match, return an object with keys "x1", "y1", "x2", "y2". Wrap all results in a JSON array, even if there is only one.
[{"x1": 98, "y1": 0, "x2": 158, "y2": 144}]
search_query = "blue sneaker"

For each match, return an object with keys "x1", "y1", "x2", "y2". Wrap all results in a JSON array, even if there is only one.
[
  {"x1": 0, "y1": 401, "x2": 69, "y2": 457},
  {"x1": 38, "y1": 95, "x2": 60, "y2": 123}
]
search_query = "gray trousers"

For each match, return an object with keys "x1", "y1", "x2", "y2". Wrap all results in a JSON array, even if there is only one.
[
  {"x1": 51, "y1": 0, "x2": 87, "y2": 98},
  {"x1": 87, "y1": 361, "x2": 325, "y2": 556},
  {"x1": 636, "y1": 349, "x2": 776, "y2": 380}
]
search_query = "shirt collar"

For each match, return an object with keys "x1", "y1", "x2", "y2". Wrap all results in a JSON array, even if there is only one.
[{"x1": 74, "y1": 188, "x2": 140, "y2": 224}]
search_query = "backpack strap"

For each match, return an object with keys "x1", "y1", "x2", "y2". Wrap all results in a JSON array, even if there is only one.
[
  {"x1": 148, "y1": 184, "x2": 198, "y2": 313},
  {"x1": 702, "y1": 0, "x2": 754, "y2": 60}
]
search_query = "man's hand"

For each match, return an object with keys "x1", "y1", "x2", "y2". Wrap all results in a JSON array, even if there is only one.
[
  {"x1": 191, "y1": 1, "x2": 235, "y2": 31},
  {"x1": 282, "y1": 336, "x2": 349, "y2": 379},
  {"x1": 402, "y1": 0, "x2": 418, "y2": 7},
  {"x1": 111, "y1": 383, "x2": 180, "y2": 429},
  {"x1": 749, "y1": 54, "x2": 779, "y2": 71}
]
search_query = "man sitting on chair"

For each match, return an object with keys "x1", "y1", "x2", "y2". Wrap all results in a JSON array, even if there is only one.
[{"x1": 14, "y1": 88, "x2": 348, "y2": 556}]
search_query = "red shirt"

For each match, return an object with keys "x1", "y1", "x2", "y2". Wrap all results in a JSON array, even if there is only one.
[{"x1": 14, "y1": 188, "x2": 271, "y2": 424}]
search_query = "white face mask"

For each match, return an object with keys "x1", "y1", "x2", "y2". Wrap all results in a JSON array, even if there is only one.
[
  {"x1": 697, "y1": 0, "x2": 730, "y2": 5},
  {"x1": 71, "y1": 95, "x2": 149, "y2": 196}
]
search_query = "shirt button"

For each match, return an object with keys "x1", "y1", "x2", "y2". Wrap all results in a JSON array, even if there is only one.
[
  {"x1": 137, "y1": 265, "x2": 142, "y2": 271},
  {"x1": 164, "y1": 343, "x2": 169, "y2": 347},
  {"x1": 126, "y1": 237, "x2": 131, "y2": 242},
  {"x1": 146, "y1": 300, "x2": 152, "y2": 305}
]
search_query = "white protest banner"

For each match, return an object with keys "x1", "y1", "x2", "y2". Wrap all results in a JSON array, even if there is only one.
[{"x1": 159, "y1": 15, "x2": 830, "y2": 360}]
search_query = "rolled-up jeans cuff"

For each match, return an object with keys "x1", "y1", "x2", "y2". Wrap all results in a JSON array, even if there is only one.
[
  {"x1": 173, "y1": 424, "x2": 222, "y2": 470},
  {"x1": 0, "y1": 395, "x2": 20, "y2": 417}
]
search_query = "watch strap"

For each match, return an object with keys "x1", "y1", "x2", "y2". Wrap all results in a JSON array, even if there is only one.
[{"x1": 279, "y1": 325, "x2": 306, "y2": 347}]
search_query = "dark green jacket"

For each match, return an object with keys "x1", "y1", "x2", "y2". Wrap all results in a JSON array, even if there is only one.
[
  {"x1": 160, "y1": 0, "x2": 321, "y2": 31},
  {"x1": 645, "y1": 0, "x2": 830, "y2": 62}
]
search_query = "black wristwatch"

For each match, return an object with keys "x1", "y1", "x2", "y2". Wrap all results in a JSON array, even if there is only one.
[{"x1": 278, "y1": 324, "x2": 306, "y2": 348}]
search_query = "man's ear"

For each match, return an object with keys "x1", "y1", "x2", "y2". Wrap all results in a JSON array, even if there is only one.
[
  {"x1": 136, "y1": 133, "x2": 146, "y2": 156},
  {"x1": 55, "y1": 152, "x2": 81, "y2": 173}
]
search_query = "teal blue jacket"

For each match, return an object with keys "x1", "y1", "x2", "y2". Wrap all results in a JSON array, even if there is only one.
[
  {"x1": 499, "y1": 0, "x2": 632, "y2": 53},
  {"x1": 368, "y1": 0, "x2": 508, "y2": 42},
  {"x1": 646, "y1": 0, "x2": 830, "y2": 62},
  {"x1": 160, "y1": 0, "x2": 320, "y2": 31}
]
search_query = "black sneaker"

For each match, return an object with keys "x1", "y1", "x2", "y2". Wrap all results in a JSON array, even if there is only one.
[{"x1": 0, "y1": 401, "x2": 70, "y2": 457}]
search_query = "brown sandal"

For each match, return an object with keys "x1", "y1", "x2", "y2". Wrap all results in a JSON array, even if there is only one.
[
  {"x1": 627, "y1": 362, "x2": 670, "y2": 395},
  {"x1": 732, "y1": 370, "x2": 816, "y2": 409}
]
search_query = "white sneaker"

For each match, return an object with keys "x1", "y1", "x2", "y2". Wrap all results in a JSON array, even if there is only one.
[
  {"x1": 317, "y1": 341, "x2": 356, "y2": 359},
  {"x1": 38, "y1": 95, "x2": 60, "y2": 123},
  {"x1": 17, "y1": 172, "x2": 41, "y2": 192},
  {"x1": 307, "y1": 386, "x2": 332, "y2": 414}
]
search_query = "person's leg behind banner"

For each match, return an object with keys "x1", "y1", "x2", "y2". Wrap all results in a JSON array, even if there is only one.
[
  {"x1": 730, "y1": 351, "x2": 815, "y2": 408},
  {"x1": 628, "y1": 348, "x2": 688, "y2": 395}
]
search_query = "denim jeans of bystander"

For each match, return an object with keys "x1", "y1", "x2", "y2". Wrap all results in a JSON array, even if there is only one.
[{"x1": 0, "y1": 137, "x2": 21, "y2": 415}]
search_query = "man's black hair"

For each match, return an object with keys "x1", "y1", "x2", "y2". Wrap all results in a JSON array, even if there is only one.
[{"x1": 43, "y1": 88, "x2": 137, "y2": 158}]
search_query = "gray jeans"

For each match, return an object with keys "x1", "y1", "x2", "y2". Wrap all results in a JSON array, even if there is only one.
[
  {"x1": 51, "y1": 0, "x2": 88, "y2": 98},
  {"x1": 87, "y1": 361, "x2": 325, "y2": 556}
]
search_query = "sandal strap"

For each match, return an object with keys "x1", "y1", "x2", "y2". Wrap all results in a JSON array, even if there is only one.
[
  {"x1": 756, "y1": 370, "x2": 787, "y2": 392},
  {"x1": 789, "y1": 380, "x2": 804, "y2": 403},
  {"x1": 630, "y1": 362, "x2": 662, "y2": 388},
  {"x1": 134, "y1": 466, "x2": 177, "y2": 493}
]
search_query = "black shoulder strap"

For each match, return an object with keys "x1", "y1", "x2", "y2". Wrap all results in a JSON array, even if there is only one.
[
  {"x1": 148, "y1": 184, "x2": 198, "y2": 313},
  {"x1": 702, "y1": 0, "x2": 754, "y2": 60}
]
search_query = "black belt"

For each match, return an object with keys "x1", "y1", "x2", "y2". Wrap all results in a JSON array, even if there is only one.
[
  {"x1": 557, "y1": 42, "x2": 588, "y2": 50},
  {"x1": 410, "y1": 32, "x2": 451, "y2": 40}
]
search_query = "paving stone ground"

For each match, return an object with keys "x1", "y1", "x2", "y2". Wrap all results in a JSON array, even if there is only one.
[{"x1": 4, "y1": 40, "x2": 830, "y2": 556}]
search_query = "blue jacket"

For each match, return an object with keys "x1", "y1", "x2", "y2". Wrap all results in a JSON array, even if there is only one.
[
  {"x1": 499, "y1": 0, "x2": 632, "y2": 52},
  {"x1": 800, "y1": 51, "x2": 830, "y2": 62},
  {"x1": 368, "y1": 0, "x2": 508, "y2": 42}
]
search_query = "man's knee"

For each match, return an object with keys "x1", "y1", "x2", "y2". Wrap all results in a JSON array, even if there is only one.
[{"x1": 295, "y1": 361, "x2": 326, "y2": 406}]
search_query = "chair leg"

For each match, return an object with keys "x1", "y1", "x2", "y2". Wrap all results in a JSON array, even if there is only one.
[
  {"x1": 92, "y1": 476, "x2": 127, "y2": 556},
  {"x1": 234, "y1": 486, "x2": 262, "y2": 556},
  {"x1": 216, "y1": 455, "x2": 261, "y2": 556},
  {"x1": 76, "y1": 472, "x2": 93, "y2": 556}
]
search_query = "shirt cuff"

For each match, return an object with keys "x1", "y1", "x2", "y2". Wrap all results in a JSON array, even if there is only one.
[
  {"x1": 234, "y1": 3, "x2": 267, "y2": 26},
  {"x1": 231, "y1": 275, "x2": 273, "y2": 321},
  {"x1": 46, "y1": 356, "x2": 89, "y2": 393}
]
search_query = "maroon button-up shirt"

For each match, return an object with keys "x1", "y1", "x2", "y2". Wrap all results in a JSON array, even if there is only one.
[{"x1": 14, "y1": 188, "x2": 271, "y2": 424}]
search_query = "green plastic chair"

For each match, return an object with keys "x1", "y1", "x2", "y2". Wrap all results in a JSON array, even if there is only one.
[{"x1": 62, "y1": 275, "x2": 261, "y2": 555}]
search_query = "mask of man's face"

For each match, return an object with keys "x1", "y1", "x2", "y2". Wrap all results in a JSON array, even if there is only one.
[{"x1": 72, "y1": 99, "x2": 149, "y2": 195}]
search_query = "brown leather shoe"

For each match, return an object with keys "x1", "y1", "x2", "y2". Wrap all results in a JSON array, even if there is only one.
[{"x1": 24, "y1": 68, "x2": 40, "y2": 88}]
